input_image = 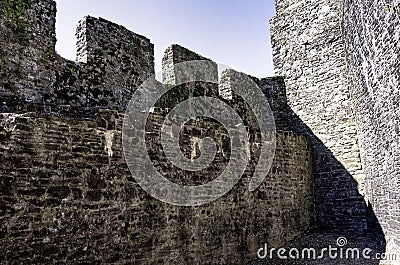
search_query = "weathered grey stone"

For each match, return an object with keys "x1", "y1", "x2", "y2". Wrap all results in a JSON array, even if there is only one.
[
  {"x1": 270, "y1": 0, "x2": 366, "y2": 234},
  {"x1": 1, "y1": 0, "x2": 398, "y2": 263},
  {"x1": 0, "y1": 0, "x2": 314, "y2": 263},
  {"x1": 271, "y1": 0, "x2": 399, "y2": 259}
]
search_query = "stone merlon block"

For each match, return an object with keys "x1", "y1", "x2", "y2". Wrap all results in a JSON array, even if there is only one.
[
  {"x1": 75, "y1": 16, "x2": 155, "y2": 78},
  {"x1": 162, "y1": 44, "x2": 218, "y2": 86}
]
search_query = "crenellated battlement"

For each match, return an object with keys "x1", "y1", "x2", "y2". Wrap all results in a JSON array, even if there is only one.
[
  {"x1": 0, "y1": 2, "x2": 315, "y2": 263},
  {"x1": 0, "y1": 0, "x2": 289, "y2": 123},
  {"x1": 1, "y1": 0, "x2": 397, "y2": 263},
  {"x1": 0, "y1": 0, "x2": 155, "y2": 115}
]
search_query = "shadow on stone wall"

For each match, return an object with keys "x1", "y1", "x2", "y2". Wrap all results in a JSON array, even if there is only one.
[
  {"x1": 247, "y1": 79, "x2": 387, "y2": 264},
  {"x1": 248, "y1": 80, "x2": 386, "y2": 264},
  {"x1": 288, "y1": 109, "x2": 385, "y2": 240}
]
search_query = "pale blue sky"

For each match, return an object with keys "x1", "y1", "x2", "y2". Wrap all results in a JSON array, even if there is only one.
[{"x1": 54, "y1": 0, "x2": 276, "y2": 77}]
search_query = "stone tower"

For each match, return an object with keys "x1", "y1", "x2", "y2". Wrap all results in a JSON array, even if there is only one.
[
  {"x1": 271, "y1": 0, "x2": 400, "y2": 257},
  {"x1": 270, "y1": 0, "x2": 367, "y2": 233}
]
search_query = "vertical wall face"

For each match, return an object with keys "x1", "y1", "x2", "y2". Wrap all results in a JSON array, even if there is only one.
[
  {"x1": 0, "y1": 2, "x2": 155, "y2": 114},
  {"x1": 160, "y1": 44, "x2": 219, "y2": 109},
  {"x1": 76, "y1": 16, "x2": 154, "y2": 82},
  {"x1": 0, "y1": 34, "x2": 314, "y2": 263},
  {"x1": 0, "y1": 0, "x2": 57, "y2": 106},
  {"x1": 257, "y1": 77, "x2": 290, "y2": 132},
  {"x1": 342, "y1": 0, "x2": 400, "y2": 255},
  {"x1": 0, "y1": 112, "x2": 313, "y2": 264},
  {"x1": 219, "y1": 70, "x2": 290, "y2": 132},
  {"x1": 0, "y1": 0, "x2": 56, "y2": 52},
  {"x1": 70, "y1": 16, "x2": 155, "y2": 110},
  {"x1": 270, "y1": 0, "x2": 367, "y2": 233},
  {"x1": 162, "y1": 44, "x2": 218, "y2": 87}
]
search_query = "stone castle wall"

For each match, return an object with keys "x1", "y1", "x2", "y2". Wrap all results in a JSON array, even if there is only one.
[
  {"x1": 271, "y1": 0, "x2": 400, "y2": 257},
  {"x1": 0, "y1": 0, "x2": 154, "y2": 115},
  {"x1": 0, "y1": 0, "x2": 314, "y2": 263},
  {"x1": 0, "y1": 111, "x2": 313, "y2": 264},
  {"x1": 3, "y1": 0, "x2": 398, "y2": 262},
  {"x1": 270, "y1": 0, "x2": 367, "y2": 233},
  {"x1": 342, "y1": 0, "x2": 400, "y2": 256}
]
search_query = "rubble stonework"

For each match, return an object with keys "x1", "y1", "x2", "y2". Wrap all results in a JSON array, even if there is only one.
[
  {"x1": 342, "y1": 0, "x2": 400, "y2": 256},
  {"x1": 271, "y1": 0, "x2": 399, "y2": 258},
  {"x1": 0, "y1": 0, "x2": 313, "y2": 263},
  {"x1": 0, "y1": 0, "x2": 398, "y2": 263},
  {"x1": 270, "y1": 0, "x2": 367, "y2": 233}
]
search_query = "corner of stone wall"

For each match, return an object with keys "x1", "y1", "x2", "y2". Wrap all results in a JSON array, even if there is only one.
[
  {"x1": 270, "y1": 0, "x2": 368, "y2": 234},
  {"x1": 161, "y1": 44, "x2": 218, "y2": 86},
  {"x1": 75, "y1": 16, "x2": 155, "y2": 79},
  {"x1": 159, "y1": 44, "x2": 219, "y2": 108}
]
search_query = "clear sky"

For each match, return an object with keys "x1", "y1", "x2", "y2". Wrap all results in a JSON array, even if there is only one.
[{"x1": 54, "y1": 0, "x2": 276, "y2": 78}]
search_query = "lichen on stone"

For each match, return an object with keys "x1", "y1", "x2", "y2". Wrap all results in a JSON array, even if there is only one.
[{"x1": 0, "y1": 0, "x2": 32, "y2": 45}]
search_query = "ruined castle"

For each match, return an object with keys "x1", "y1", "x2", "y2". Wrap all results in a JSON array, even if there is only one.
[{"x1": 0, "y1": 0, "x2": 398, "y2": 264}]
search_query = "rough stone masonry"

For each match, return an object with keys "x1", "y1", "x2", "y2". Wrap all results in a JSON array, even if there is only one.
[
  {"x1": 271, "y1": 0, "x2": 399, "y2": 260},
  {"x1": 0, "y1": 0, "x2": 398, "y2": 264},
  {"x1": 0, "y1": 0, "x2": 313, "y2": 264}
]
